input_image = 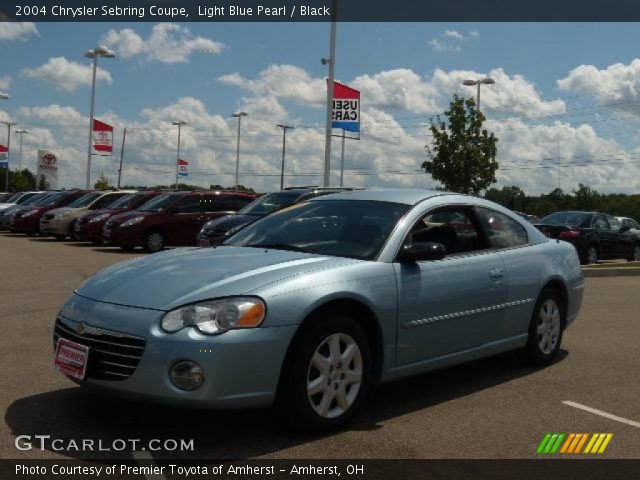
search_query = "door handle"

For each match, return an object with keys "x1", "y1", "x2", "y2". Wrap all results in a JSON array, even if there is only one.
[{"x1": 489, "y1": 268, "x2": 504, "y2": 280}]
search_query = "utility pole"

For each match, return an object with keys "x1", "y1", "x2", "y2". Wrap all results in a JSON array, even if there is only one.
[
  {"x1": 172, "y1": 121, "x2": 187, "y2": 190},
  {"x1": 232, "y1": 111, "x2": 248, "y2": 191},
  {"x1": 277, "y1": 124, "x2": 293, "y2": 190},
  {"x1": 557, "y1": 138, "x2": 561, "y2": 191},
  {"x1": 1, "y1": 121, "x2": 16, "y2": 192},
  {"x1": 117, "y1": 127, "x2": 127, "y2": 188},
  {"x1": 322, "y1": 0, "x2": 338, "y2": 187}
]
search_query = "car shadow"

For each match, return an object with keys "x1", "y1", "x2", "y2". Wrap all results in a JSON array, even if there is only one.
[{"x1": 4, "y1": 349, "x2": 568, "y2": 461}]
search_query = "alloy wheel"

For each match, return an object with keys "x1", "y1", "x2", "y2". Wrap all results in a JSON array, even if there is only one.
[
  {"x1": 587, "y1": 247, "x2": 598, "y2": 264},
  {"x1": 306, "y1": 333, "x2": 363, "y2": 419},
  {"x1": 147, "y1": 232, "x2": 164, "y2": 252},
  {"x1": 537, "y1": 299, "x2": 561, "y2": 355},
  {"x1": 633, "y1": 246, "x2": 640, "y2": 262}
]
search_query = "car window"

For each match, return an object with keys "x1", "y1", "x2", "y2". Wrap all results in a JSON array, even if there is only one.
[
  {"x1": 91, "y1": 193, "x2": 128, "y2": 210},
  {"x1": 631, "y1": 219, "x2": 640, "y2": 230},
  {"x1": 592, "y1": 215, "x2": 609, "y2": 230},
  {"x1": 540, "y1": 212, "x2": 591, "y2": 226},
  {"x1": 128, "y1": 194, "x2": 158, "y2": 209},
  {"x1": 138, "y1": 194, "x2": 180, "y2": 212},
  {"x1": 233, "y1": 196, "x2": 254, "y2": 210},
  {"x1": 407, "y1": 208, "x2": 486, "y2": 256},
  {"x1": 477, "y1": 207, "x2": 529, "y2": 249},
  {"x1": 202, "y1": 196, "x2": 236, "y2": 212},
  {"x1": 238, "y1": 191, "x2": 301, "y2": 216},
  {"x1": 173, "y1": 195, "x2": 204, "y2": 213},
  {"x1": 607, "y1": 216, "x2": 622, "y2": 232},
  {"x1": 68, "y1": 192, "x2": 102, "y2": 208}
]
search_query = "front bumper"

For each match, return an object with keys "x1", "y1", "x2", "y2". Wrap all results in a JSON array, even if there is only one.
[
  {"x1": 75, "y1": 221, "x2": 104, "y2": 241},
  {"x1": 102, "y1": 225, "x2": 143, "y2": 246},
  {"x1": 56, "y1": 294, "x2": 297, "y2": 409},
  {"x1": 40, "y1": 217, "x2": 72, "y2": 236},
  {"x1": 10, "y1": 214, "x2": 40, "y2": 233}
]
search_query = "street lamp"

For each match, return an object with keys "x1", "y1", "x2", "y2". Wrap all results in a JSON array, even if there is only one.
[
  {"x1": 172, "y1": 120, "x2": 188, "y2": 190},
  {"x1": 0, "y1": 94, "x2": 7, "y2": 191},
  {"x1": 277, "y1": 124, "x2": 294, "y2": 190},
  {"x1": 462, "y1": 77, "x2": 495, "y2": 112},
  {"x1": 84, "y1": 45, "x2": 116, "y2": 189},
  {"x1": 231, "y1": 111, "x2": 248, "y2": 191},
  {"x1": 15, "y1": 129, "x2": 28, "y2": 170}
]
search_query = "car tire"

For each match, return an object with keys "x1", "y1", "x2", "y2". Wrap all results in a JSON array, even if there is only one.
[
  {"x1": 584, "y1": 244, "x2": 598, "y2": 265},
  {"x1": 277, "y1": 313, "x2": 371, "y2": 433},
  {"x1": 143, "y1": 230, "x2": 165, "y2": 253},
  {"x1": 521, "y1": 289, "x2": 564, "y2": 367},
  {"x1": 68, "y1": 221, "x2": 78, "y2": 240},
  {"x1": 629, "y1": 244, "x2": 640, "y2": 263}
]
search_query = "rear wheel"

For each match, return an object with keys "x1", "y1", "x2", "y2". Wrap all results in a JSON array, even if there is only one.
[
  {"x1": 629, "y1": 245, "x2": 640, "y2": 262},
  {"x1": 143, "y1": 230, "x2": 165, "y2": 253},
  {"x1": 277, "y1": 313, "x2": 371, "y2": 433},
  {"x1": 585, "y1": 245, "x2": 598, "y2": 264},
  {"x1": 521, "y1": 289, "x2": 564, "y2": 366}
]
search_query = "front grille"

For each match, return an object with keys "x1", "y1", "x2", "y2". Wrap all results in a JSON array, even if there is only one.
[
  {"x1": 54, "y1": 318, "x2": 146, "y2": 381},
  {"x1": 42, "y1": 213, "x2": 55, "y2": 221}
]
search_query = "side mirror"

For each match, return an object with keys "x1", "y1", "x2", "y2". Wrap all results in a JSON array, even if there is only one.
[{"x1": 400, "y1": 242, "x2": 446, "y2": 262}]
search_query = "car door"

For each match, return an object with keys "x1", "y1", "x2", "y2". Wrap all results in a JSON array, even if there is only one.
[
  {"x1": 591, "y1": 214, "x2": 613, "y2": 258},
  {"x1": 606, "y1": 215, "x2": 634, "y2": 257},
  {"x1": 475, "y1": 207, "x2": 539, "y2": 340},
  {"x1": 165, "y1": 195, "x2": 204, "y2": 245},
  {"x1": 394, "y1": 206, "x2": 508, "y2": 365}
]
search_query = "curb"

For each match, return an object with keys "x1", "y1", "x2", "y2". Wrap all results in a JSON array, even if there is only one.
[{"x1": 582, "y1": 267, "x2": 640, "y2": 278}]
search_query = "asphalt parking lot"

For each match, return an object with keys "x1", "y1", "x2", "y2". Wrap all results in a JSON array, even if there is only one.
[{"x1": 1, "y1": 232, "x2": 639, "y2": 461}]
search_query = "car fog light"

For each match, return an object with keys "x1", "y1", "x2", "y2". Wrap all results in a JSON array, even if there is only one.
[{"x1": 169, "y1": 361, "x2": 204, "y2": 390}]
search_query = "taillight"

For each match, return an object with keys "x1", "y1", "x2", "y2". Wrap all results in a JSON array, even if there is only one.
[{"x1": 559, "y1": 230, "x2": 580, "y2": 239}]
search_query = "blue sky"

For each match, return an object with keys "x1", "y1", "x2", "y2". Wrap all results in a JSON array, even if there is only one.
[{"x1": 2, "y1": 22, "x2": 640, "y2": 193}]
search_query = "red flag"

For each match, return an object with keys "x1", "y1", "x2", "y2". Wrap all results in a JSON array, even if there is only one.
[{"x1": 92, "y1": 119, "x2": 114, "y2": 154}]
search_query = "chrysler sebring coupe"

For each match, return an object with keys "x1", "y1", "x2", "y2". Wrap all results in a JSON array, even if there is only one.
[{"x1": 54, "y1": 190, "x2": 584, "y2": 431}]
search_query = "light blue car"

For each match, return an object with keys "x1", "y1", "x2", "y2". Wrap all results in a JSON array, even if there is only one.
[{"x1": 54, "y1": 190, "x2": 584, "y2": 431}]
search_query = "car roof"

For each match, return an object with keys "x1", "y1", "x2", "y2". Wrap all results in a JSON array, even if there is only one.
[{"x1": 309, "y1": 188, "x2": 449, "y2": 205}]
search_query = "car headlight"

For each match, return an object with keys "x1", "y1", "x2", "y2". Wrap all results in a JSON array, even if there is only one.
[
  {"x1": 89, "y1": 213, "x2": 110, "y2": 223},
  {"x1": 62, "y1": 211, "x2": 72, "y2": 217},
  {"x1": 161, "y1": 297, "x2": 266, "y2": 335},
  {"x1": 121, "y1": 216, "x2": 145, "y2": 227}
]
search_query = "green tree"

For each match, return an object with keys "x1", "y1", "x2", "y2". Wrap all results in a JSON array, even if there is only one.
[
  {"x1": 484, "y1": 185, "x2": 526, "y2": 210},
  {"x1": 94, "y1": 173, "x2": 111, "y2": 190},
  {"x1": 573, "y1": 183, "x2": 600, "y2": 211},
  {"x1": 423, "y1": 94, "x2": 499, "y2": 195},
  {"x1": 37, "y1": 174, "x2": 48, "y2": 190}
]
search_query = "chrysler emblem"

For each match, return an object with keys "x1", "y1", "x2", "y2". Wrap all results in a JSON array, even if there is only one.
[{"x1": 76, "y1": 323, "x2": 86, "y2": 335}]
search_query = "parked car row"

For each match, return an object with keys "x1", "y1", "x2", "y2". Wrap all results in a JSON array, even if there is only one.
[
  {"x1": 534, "y1": 211, "x2": 640, "y2": 264},
  {"x1": 1, "y1": 186, "x2": 356, "y2": 253}
]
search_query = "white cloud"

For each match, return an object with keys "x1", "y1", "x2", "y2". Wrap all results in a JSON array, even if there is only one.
[
  {"x1": 0, "y1": 22, "x2": 38, "y2": 41},
  {"x1": 102, "y1": 23, "x2": 224, "y2": 63},
  {"x1": 0, "y1": 75, "x2": 11, "y2": 91},
  {"x1": 429, "y1": 29, "x2": 478, "y2": 53},
  {"x1": 23, "y1": 57, "x2": 113, "y2": 92},
  {"x1": 444, "y1": 30, "x2": 465, "y2": 40},
  {"x1": 428, "y1": 38, "x2": 461, "y2": 53},
  {"x1": 557, "y1": 59, "x2": 640, "y2": 112}
]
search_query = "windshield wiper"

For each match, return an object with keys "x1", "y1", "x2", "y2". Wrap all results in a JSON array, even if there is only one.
[{"x1": 248, "y1": 243, "x2": 319, "y2": 254}]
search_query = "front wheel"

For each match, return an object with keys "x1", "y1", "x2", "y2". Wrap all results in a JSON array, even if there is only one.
[
  {"x1": 584, "y1": 245, "x2": 598, "y2": 265},
  {"x1": 521, "y1": 289, "x2": 564, "y2": 366},
  {"x1": 629, "y1": 245, "x2": 640, "y2": 262},
  {"x1": 278, "y1": 314, "x2": 371, "y2": 433},
  {"x1": 143, "y1": 230, "x2": 165, "y2": 253}
]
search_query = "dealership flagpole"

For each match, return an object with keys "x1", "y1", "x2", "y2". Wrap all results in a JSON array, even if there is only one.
[
  {"x1": 117, "y1": 127, "x2": 126, "y2": 189},
  {"x1": 2, "y1": 121, "x2": 16, "y2": 192},
  {"x1": 340, "y1": 129, "x2": 345, "y2": 187},
  {"x1": 323, "y1": 0, "x2": 338, "y2": 187}
]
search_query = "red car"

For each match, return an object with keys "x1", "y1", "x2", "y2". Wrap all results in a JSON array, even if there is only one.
[
  {"x1": 102, "y1": 190, "x2": 255, "y2": 252},
  {"x1": 75, "y1": 191, "x2": 163, "y2": 244},
  {"x1": 10, "y1": 190, "x2": 94, "y2": 235}
]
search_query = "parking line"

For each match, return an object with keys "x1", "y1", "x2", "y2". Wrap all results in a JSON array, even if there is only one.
[
  {"x1": 132, "y1": 451, "x2": 167, "y2": 480},
  {"x1": 562, "y1": 401, "x2": 640, "y2": 428}
]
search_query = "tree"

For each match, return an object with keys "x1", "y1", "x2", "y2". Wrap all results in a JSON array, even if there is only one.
[
  {"x1": 94, "y1": 173, "x2": 111, "y2": 190},
  {"x1": 423, "y1": 94, "x2": 499, "y2": 195},
  {"x1": 37, "y1": 174, "x2": 48, "y2": 190},
  {"x1": 573, "y1": 183, "x2": 600, "y2": 211},
  {"x1": 484, "y1": 185, "x2": 526, "y2": 210}
]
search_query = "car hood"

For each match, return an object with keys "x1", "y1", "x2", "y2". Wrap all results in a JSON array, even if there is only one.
[
  {"x1": 203, "y1": 214, "x2": 257, "y2": 231},
  {"x1": 48, "y1": 206, "x2": 87, "y2": 218},
  {"x1": 76, "y1": 246, "x2": 360, "y2": 310},
  {"x1": 110, "y1": 211, "x2": 155, "y2": 223}
]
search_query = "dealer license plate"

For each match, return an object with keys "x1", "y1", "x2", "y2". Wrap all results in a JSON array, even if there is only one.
[{"x1": 54, "y1": 338, "x2": 89, "y2": 380}]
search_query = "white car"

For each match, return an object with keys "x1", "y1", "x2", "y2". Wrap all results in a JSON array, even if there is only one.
[
  {"x1": 0, "y1": 191, "x2": 44, "y2": 211},
  {"x1": 616, "y1": 216, "x2": 640, "y2": 233}
]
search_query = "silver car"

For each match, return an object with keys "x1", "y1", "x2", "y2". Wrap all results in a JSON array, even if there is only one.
[{"x1": 54, "y1": 190, "x2": 584, "y2": 431}]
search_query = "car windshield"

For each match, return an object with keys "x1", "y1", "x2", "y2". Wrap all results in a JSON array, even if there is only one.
[
  {"x1": 137, "y1": 194, "x2": 180, "y2": 212},
  {"x1": 41, "y1": 192, "x2": 67, "y2": 206},
  {"x1": 107, "y1": 194, "x2": 135, "y2": 209},
  {"x1": 22, "y1": 193, "x2": 48, "y2": 205},
  {"x1": 67, "y1": 192, "x2": 102, "y2": 208},
  {"x1": 238, "y1": 191, "x2": 302, "y2": 216},
  {"x1": 225, "y1": 200, "x2": 410, "y2": 260},
  {"x1": 540, "y1": 212, "x2": 591, "y2": 226},
  {"x1": 4, "y1": 192, "x2": 23, "y2": 203}
]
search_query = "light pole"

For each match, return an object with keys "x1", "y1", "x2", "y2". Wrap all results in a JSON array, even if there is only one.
[
  {"x1": 1, "y1": 121, "x2": 16, "y2": 192},
  {"x1": 277, "y1": 124, "x2": 293, "y2": 190},
  {"x1": 84, "y1": 45, "x2": 115, "y2": 189},
  {"x1": 0, "y1": 94, "x2": 8, "y2": 192},
  {"x1": 15, "y1": 129, "x2": 28, "y2": 170},
  {"x1": 172, "y1": 121, "x2": 187, "y2": 190},
  {"x1": 232, "y1": 111, "x2": 247, "y2": 191},
  {"x1": 462, "y1": 77, "x2": 495, "y2": 112},
  {"x1": 322, "y1": 0, "x2": 338, "y2": 188}
]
